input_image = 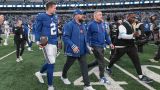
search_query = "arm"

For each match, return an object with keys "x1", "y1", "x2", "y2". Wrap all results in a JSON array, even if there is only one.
[
  {"x1": 86, "y1": 23, "x2": 93, "y2": 54},
  {"x1": 62, "y1": 23, "x2": 77, "y2": 50},
  {"x1": 86, "y1": 23, "x2": 92, "y2": 45},
  {"x1": 118, "y1": 25, "x2": 134, "y2": 39},
  {"x1": 105, "y1": 30, "x2": 111, "y2": 45},
  {"x1": 35, "y1": 14, "x2": 43, "y2": 41}
]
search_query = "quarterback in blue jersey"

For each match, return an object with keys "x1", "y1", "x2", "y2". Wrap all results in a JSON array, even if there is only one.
[{"x1": 34, "y1": 1, "x2": 58, "y2": 90}]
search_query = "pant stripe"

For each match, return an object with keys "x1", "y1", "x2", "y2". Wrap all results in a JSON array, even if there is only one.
[{"x1": 43, "y1": 47, "x2": 51, "y2": 64}]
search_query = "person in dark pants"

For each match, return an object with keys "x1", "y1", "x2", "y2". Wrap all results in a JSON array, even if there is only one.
[
  {"x1": 106, "y1": 13, "x2": 153, "y2": 83},
  {"x1": 135, "y1": 20, "x2": 148, "y2": 53},
  {"x1": 0, "y1": 15, "x2": 4, "y2": 46},
  {"x1": 87, "y1": 11, "x2": 114, "y2": 84},
  {"x1": 61, "y1": 9, "x2": 95, "y2": 90},
  {"x1": 149, "y1": 41, "x2": 160, "y2": 63},
  {"x1": 149, "y1": 45, "x2": 160, "y2": 63},
  {"x1": 109, "y1": 15, "x2": 123, "y2": 59},
  {"x1": 14, "y1": 20, "x2": 26, "y2": 62}
]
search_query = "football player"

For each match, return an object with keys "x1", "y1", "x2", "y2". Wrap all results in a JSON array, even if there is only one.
[
  {"x1": 3, "y1": 20, "x2": 10, "y2": 46},
  {"x1": 34, "y1": 1, "x2": 58, "y2": 90}
]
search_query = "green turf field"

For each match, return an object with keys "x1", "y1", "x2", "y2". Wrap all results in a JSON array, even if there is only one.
[{"x1": 0, "y1": 35, "x2": 160, "y2": 90}]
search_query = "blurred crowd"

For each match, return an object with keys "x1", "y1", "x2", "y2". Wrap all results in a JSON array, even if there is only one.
[{"x1": 0, "y1": 11, "x2": 160, "y2": 46}]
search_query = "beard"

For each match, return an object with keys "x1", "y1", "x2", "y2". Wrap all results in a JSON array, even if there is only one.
[{"x1": 79, "y1": 19, "x2": 85, "y2": 23}]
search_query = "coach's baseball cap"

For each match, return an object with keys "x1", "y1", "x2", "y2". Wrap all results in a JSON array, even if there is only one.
[{"x1": 73, "y1": 9, "x2": 85, "y2": 15}]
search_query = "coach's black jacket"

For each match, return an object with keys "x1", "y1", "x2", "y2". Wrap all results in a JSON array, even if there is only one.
[{"x1": 14, "y1": 26, "x2": 27, "y2": 41}]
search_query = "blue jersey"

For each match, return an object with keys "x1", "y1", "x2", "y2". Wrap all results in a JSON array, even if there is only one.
[{"x1": 35, "y1": 13, "x2": 58, "y2": 45}]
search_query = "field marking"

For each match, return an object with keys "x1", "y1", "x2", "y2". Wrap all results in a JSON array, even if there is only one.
[
  {"x1": 142, "y1": 65, "x2": 160, "y2": 83},
  {"x1": 104, "y1": 57, "x2": 156, "y2": 90},
  {"x1": 0, "y1": 50, "x2": 16, "y2": 61},
  {"x1": 74, "y1": 67, "x2": 128, "y2": 90}
]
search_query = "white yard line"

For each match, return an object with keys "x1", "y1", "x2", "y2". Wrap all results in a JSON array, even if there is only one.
[
  {"x1": 0, "y1": 50, "x2": 16, "y2": 61},
  {"x1": 104, "y1": 57, "x2": 156, "y2": 90}
]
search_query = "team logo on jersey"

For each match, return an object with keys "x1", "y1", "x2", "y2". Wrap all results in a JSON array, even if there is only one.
[{"x1": 80, "y1": 30, "x2": 83, "y2": 33}]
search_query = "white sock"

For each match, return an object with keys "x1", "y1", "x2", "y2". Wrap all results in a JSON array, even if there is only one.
[{"x1": 138, "y1": 75, "x2": 143, "y2": 78}]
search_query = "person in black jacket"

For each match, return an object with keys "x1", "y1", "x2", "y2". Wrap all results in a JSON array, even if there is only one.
[
  {"x1": 14, "y1": 20, "x2": 26, "y2": 62},
  {"x1": 106, "y1": 13, "x2": 153, "y2": 83}
]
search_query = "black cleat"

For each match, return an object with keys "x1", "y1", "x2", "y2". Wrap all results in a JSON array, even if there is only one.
[
  {"x1": 139, "y1": 75, "x2": 153, "y2": 84},
  {"x1": 106, "y1": 67, "x2": 112, "y2": 75}
]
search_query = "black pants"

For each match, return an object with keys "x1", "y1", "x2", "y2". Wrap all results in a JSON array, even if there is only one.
[
  {"x1": 145, "y1": 31, "x2": 151, "y2": 40},
  {"x1": 108, "y1": 46, "x2": 142, "y2": 75},
  {"x1": 137, "y1": 45, "x2": 144, "y2": 53},
  {"x1": 154, "y1": 45, "x2": 160, "y2": 61},
  {"x1": 15, "y1": 40, "x2": 25, "y2": 58},
  {"x1": 90, "y1": 47, "x2": 105, "y2": 78},
  {"x1": 62, "y1": 55, "x2": 90, "y2": 86}
]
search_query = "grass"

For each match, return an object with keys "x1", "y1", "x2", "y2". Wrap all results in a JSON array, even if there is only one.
[{"x1": 0, "y1": 35, "x2": 160, "y2": 90}]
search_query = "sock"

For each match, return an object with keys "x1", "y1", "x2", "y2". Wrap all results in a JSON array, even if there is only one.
[
  {"x1": 138, "y1": 75, "x2": 143, "y2": 79},
  {"x1": 47, "y1": 64, "x2": 54, "y2": 86},
  {"x1": 107, "y1": 66, "x2": 110, "y2": 69},
  {"x1": 40, "y1": 63, "x2": 48, "y2": 73},
  {"x1": 29, "y1": 41, "x2": 33, "y2": 47}
]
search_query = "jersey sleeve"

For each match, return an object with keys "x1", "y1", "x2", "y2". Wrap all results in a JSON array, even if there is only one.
[{"x1": 35, "y1": 13, "x2": 43, "y2": 41}]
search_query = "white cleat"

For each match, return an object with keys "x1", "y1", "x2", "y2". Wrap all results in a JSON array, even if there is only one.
[
  {"x1": 35, "y1": 72, "x2": 44, "y2": 83},
  {"x1": 25, "y1": 44, "x2": 28, "y2": 47},
  {"x1": 3, "y1": 42, "x2": 8, "y2": 45},
  {"x1": 48, "y1": 86, "x2": 54, "y2": 90},
  {"x1": 61, "y1": 76, "x2": 71, "y2": 85},
  {"x1": 16, "y1": 58, "x2": 21, "y2": 63},
  {"x1": 28, "y1": 47, "x2": 33, "y2": 51},
  {"x1": 83, "y1": 86, "x2": 95, "y2": 90},
  {"x1": 39, "y1": 47, "x2": 42, "y2": 50},
  {"x1": 19, "y1": 56, "x2": 23, "y2": 61},
  {"x1": 149, "y1": 59, "x2": 159, "y2": 63},
  {"x1": 100, "y1": 77, "x2": 111, "y2": 85}
]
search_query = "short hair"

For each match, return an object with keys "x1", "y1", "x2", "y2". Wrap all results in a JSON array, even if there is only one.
[
  {"x1": 93, "y1": 10, "x2": 102, "y2": 19},
  {"x1": 127, "y1": 13, "x2": 136, "y2": 17},
  {"x1": 94, "y1": 10, "x2": 102, "y2": 16},
  {"x1": 45, "y1": 1, "x2": 56, "y2": 10}
]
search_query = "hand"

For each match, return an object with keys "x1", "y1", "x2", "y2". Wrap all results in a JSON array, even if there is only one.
[
  {"x1": 73, "y1": 46, "x2": 79, "y2": 53},
  {"x1": 39, "y1": 44, "x2": 45, "y2": 48},
  {"x1": 133, "y1": 32, "x2": 139, "y2": 37},
  {"x1": 40, "y1": 36, "x2": 48, "y2": 46},
  {"x1": 110, "y1": 44, "x2": 115, "y2": 49},
  {"x1": 87, "y1": 46, "x2": 93, "y2": 54}
]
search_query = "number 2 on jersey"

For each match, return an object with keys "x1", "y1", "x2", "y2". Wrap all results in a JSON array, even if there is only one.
[{"x1": 50, "y1": 22, "x2": 56, "y2": 35}]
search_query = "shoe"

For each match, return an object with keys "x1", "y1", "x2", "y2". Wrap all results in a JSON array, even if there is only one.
[
  {"x1": 139, "y1": 75, "x2": 153, "y2": 83},
  {"x1": 25, "y1": 44, "x2": 28, "y2": 47},
  {"x1": 83, "y1": 86, "x2": 95, "y2": 90},
  {"x1": 3, "y1": 43, "x2": 8, "y2": 46},
  {"x1": 48, "y1": 86, "x2": 54, "y2": 90},
  {"x1": 106, "y1": 67, "x2": 112, "y2": 75},
  {"x1": 61, "y1": 76, "x2": 71, "y2": 85},
  {"x1": 39, "y1": 47, "x2": 42, "y2": 50},
  {"x1": 100, "y1": 77, "x2": 111, "y2": 85},
  {"x1": 19, "y1": 56, "x2": 23, "y2": 61},
  {"x1": 28, "y1": 47, "x2": 33, "y2": 51},
  {"x1": 35, "y1": 72, "x2": 44, "y2": 83},
  {"x1": 16, "y1": 58, "x2": 21, "y2": 62},
  {"x1": 149, "y1": 59, "x2": 159, "y2": 63}
]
